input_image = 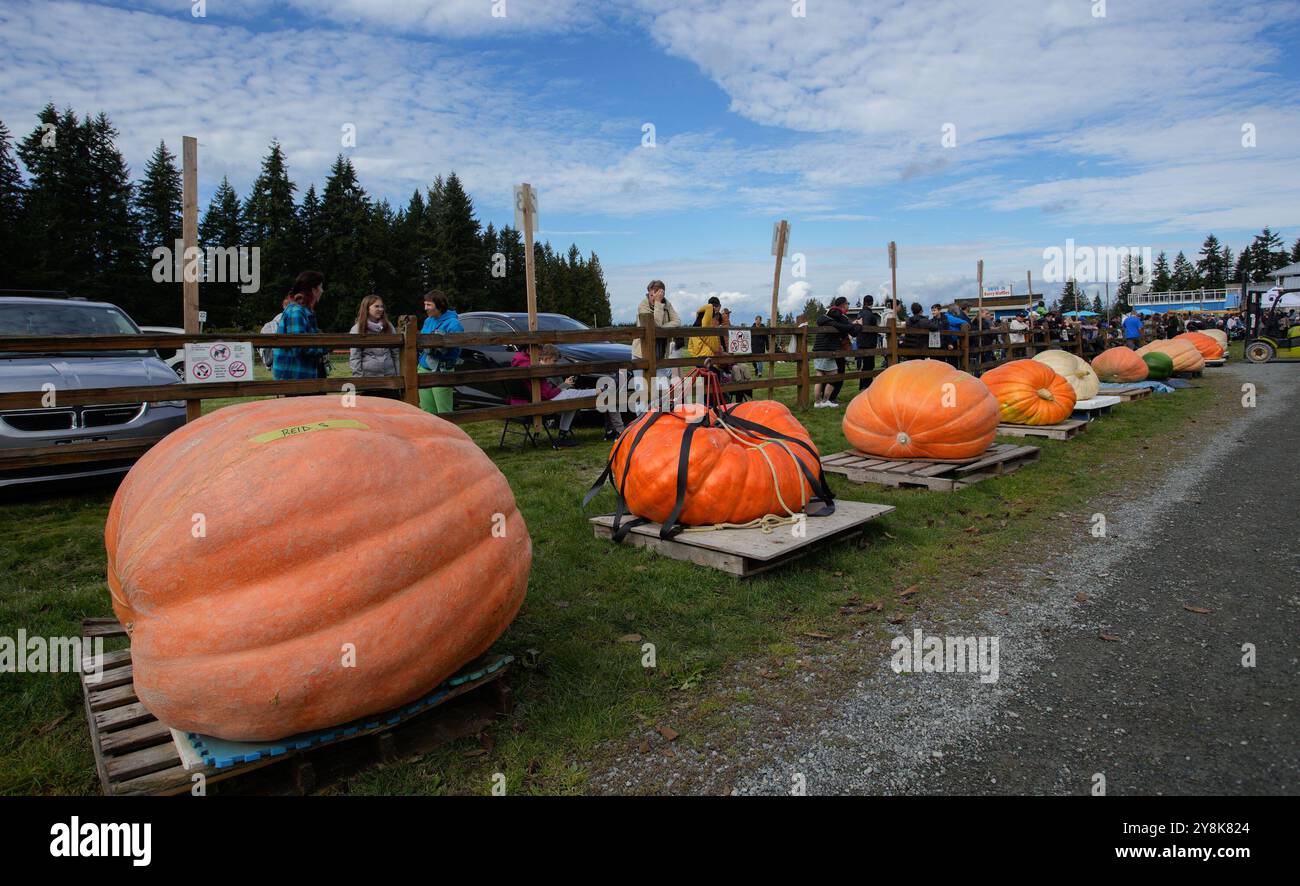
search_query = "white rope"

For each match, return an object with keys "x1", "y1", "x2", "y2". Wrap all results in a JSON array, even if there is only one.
[{"x1": 678, "y1": 410, "x2": 812, "y2": 533}]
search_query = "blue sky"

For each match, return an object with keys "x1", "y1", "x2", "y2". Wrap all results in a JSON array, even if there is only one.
[{"x1": 2, "y1": 0, "x2": 1299, "y2": 320}]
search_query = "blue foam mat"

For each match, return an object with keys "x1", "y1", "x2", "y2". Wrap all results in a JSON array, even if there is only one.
[
  {"x1": 1098, "y1": 380, "x2": 1176, "y2": 394},
  {"x1": 186, "y1": 654, "x2": 513, "y2": 769}
]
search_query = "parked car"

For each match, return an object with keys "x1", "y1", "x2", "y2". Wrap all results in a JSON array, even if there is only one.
[
  {"x1": 453, "y1": 312, "x2": 633, "y2": 409},
  {"x1": 0, "y1": 297, "x2": 188, "y2": 488},
  {"x1": 139, "y1": 326, "x2": 186, "y2": 378}
]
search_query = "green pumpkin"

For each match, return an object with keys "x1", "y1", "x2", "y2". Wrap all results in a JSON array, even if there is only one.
[{"x1": 1142, "y1": 351, "x2": 1174, "y2": 381}]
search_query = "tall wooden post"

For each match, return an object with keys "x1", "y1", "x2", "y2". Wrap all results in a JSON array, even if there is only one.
[
  {"x1": 401, "y1": 316, "x2": 419, "y2": 406},
  {"x1": 770, "y1": 220, "x2": 789, "y2": 328},
  {"x1": 889, "y1": 241, "x2": 898, "y2": 319},
  {"x1": 642, "y1": 311, "x2": 658, "y2": 410},
  {"x1": 181, "y1": 136, "x2": 200, "y2": 423},
  {"x1": 519, "y1": 183, "x2": 540, "y2": 429},
  {"x1": 796, "y1": 326, "x2": 810, "y2": 409}
]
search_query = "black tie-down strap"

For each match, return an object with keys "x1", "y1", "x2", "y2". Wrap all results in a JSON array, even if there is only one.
[
  {"x1": 582, "y1": 406, "x2": 835, "y2": 542},
  {"x1": 717, "y1": 405, "x2": 836, "y2": 518},
  {"x1": 583, "y1": 411, "x2": 662, "y2": 542}
]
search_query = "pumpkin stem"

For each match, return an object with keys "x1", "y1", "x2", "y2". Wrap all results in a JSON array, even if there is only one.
[
  {"x1": 896, "y1": 432, "x2": 910, "y2": 445},
  {"x1": 1037, "y1": 388, "x2": 1054, "y2": 401}
]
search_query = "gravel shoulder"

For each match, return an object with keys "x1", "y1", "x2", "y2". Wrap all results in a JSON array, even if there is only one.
[{"x1": 586, "y1": 361, "x2": 1300, "y2": 795}]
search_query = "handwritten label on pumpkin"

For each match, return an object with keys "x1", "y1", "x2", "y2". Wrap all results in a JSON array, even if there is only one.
[{"x1": 249, "y1": 419, "x2": 369, "y2": 444}]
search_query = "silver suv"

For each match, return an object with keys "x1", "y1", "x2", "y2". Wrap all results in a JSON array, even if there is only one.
[{"x1": 0, "y1": 297, "x2": 187, "y2": 488}]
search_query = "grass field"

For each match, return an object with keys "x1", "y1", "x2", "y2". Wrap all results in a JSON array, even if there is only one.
[{"x1": 0, "y1": 357, "x2": 1224, "y2": 795}]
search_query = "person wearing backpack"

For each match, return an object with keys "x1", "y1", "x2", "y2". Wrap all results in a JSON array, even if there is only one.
[
  {"x1": 271, "y1": 271, "x2": 330, "y2": 381},
  {"x1": 418, "y1": 290, "x2": 463, "y2": 414}
]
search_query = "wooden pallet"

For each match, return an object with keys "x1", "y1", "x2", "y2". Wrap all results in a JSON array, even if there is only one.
[
  {"x1": 1103, "y1": 386, "x2": 1152, "y2": 402},
  {"x1": 1205, "y1": 358, "x2": 1226, "y2": 367},
  {"x1": 590, "y1": 499, "x2": 893, "y2": 577},
  {"x1": 996, "y1": 418, "x2": 1089, "y2": 441},
  {"x1": 820, "y1": 443, "x2": 1040, "y2": 492},
  {"x1": 80, "y1": 620, "x2": 513, "y2": 796},
  {"x1": 1175, "y1": 369, "x2": 1204, "y2": 378}
]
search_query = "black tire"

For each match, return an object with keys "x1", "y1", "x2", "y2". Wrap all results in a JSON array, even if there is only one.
[{"x1": 1245, "y1": 341, "x2": 1274, "y2": 364}]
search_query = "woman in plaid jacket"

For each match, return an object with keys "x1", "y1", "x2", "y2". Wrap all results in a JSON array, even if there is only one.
[{"x1": 272, "y1": 271, "x2": 331, "y2": 380}]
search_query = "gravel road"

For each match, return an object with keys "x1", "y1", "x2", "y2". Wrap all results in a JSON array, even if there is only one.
[{"x1": 590, "y1": 360, "x2": 1299, "y2": 795}]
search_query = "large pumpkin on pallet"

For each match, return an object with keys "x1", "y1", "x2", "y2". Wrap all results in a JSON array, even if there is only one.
[
  {"x1": 1175, "y1": 331, "x2": 1225, "y2": 360},
  {"x1": 980, "y1": 359, "x2": 1077, "y2": 425},
  {"x1": 1137, "y1": 338, "x2": 1205, "y2": 373},
  {"x1": 106, "y1": 396, "x2": 531, "y2": 741},
  {"x1": 1142, "y1": 351, "x2": 1174, "y2": 380},
  {"x1": 1091, "y1": 347, "x2": 1149, "y2": 383},
  {"x1": 610, "y1": 400, "x2": 823, "y2": 527},
  {"x1": 1198, "y1": 328, "x2": 1228, "y2": 352},
  {"x1": 843, "y1": 359, "x2": 999, "y2": 460},
  {"x1": 1033, "y1": 349, "x2": 1100, "y2": 400}
]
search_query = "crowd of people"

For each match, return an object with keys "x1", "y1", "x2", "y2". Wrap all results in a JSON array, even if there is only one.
[{"x1": 265, "y1": 270, "x2": 1289, "y2": 439}]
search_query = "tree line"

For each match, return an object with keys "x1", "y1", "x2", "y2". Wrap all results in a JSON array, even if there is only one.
[
  {"x1": 1117, "y1": 229, "x2": 1298, "y2": 302},
  {"x1": 0, "y1": 104, "x2": 614, "y2": 331}
]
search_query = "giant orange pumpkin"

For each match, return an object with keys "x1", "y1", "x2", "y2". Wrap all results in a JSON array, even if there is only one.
[
  {"x1": 842, "y1": 359, "x2": 999, "y2": 460},
  {"x1": 105, "y1": 396, "x2": 531, "y2": 741},
  {"x1": 980, "y1": 359, "x2": 1077, "y2": 425},
  {"x1": 609, "y1": 400, "x2": 822, "y2": 526},
  {"x1": 1175, "y1": 331, "x2": 1225, "y2": 360},
  {"x1": 1091, "y1": 346, "x2": 1149, "y2": 383},
  {"x1": 1137, "y1": 338, "x2": 1205, "y2": 372}
]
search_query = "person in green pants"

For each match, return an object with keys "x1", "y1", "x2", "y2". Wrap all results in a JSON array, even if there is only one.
[{"x1": 418, "y1": 290, "x2": 462, "y2": 413}]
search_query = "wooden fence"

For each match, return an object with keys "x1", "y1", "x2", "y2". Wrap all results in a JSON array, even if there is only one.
[{"x1": 0, "y1": 315, "x2": 1158, "y2": 471}]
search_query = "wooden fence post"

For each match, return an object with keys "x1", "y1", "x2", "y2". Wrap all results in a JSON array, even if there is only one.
[
  {"x1": 181, "y1": 136, "x2": 200, "y2": 424},
  {"x1": 888, "y1": 315, "x2": 899, "y2": 366},
  {"x1": 401, "y1": 316, "x2": 419, "y2": 406},
  {"x1": 642, "y1": 311, "x2": 657, "y2": 410},
  {"x1": 961, "y1": 328, "x2": 971, "y2": 373},
  {"x1": 797, "y1": 327, "x2": 811, "y2": 409}
]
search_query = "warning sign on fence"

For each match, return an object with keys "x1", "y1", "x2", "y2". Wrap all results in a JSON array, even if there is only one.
[
  {"x1": 184, "y1": 342, "x2": 255, "y2": 384},
  {"x1": 728, "y1": 330, "x2": 752, "y2": 355}
]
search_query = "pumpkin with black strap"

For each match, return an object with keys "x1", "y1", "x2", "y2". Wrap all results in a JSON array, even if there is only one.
[{"x1": 585, "y1": 399, "x2": 833, "y2": 539}]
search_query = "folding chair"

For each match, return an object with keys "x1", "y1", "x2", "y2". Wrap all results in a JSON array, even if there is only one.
[{"x1": 499, "y1": 379, "x2": 556, "y2": 450}]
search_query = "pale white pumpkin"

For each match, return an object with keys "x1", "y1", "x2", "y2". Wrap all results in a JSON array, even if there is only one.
[
  {"x1": 1200, "y1": 328, "x2": 1228, "y2": 351},
  {"x1": 1033, "y1": 349, "x2": 1100, "y2": 400}
]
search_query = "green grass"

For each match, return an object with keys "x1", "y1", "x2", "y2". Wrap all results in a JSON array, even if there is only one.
[{"x1": 0, "y1": 361, "x2": 1224, "y2": 794}]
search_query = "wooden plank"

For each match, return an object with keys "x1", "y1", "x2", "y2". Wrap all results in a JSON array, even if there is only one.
[
  {"x1": 955, "y1": 444, "x2": 1040, "y2": 474},
  {"x1": 88, "y1": 683, "x2": 138, "y2": 713},
  {"x1": 591, "y1": 500, "x2": 893, "y2": 575},
  {"x1": 81, "y1": 669, "x2": 113, "y2": 796},
  {"x1": 95, "y1": 702, "x2": 155, "y2": 733},
  {"x1": 85, "y1": 664, "x2": 133, "y2": 691},
  {"x1": 996, "y1": 419, "x2": 1088, "y2": 440},
  {"x1": 100, "y1": 718, "x2": 174, "y2": 756},
  {"x1": 107, "y1": 742, "x2": 184, "y2": 783},
  {"x1": 85, "y1": 648, "x2": 131, "y2": 672},
  {"x1": 82, "y1": 618, "x2": 128, "y2": 638}
]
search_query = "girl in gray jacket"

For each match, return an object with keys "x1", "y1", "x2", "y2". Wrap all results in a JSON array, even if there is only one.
[{"x1": 349, "y1": 295, "x2": 400, "y2": 397}]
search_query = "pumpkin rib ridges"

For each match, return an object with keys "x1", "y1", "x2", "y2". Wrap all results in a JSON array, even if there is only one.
[
  {"x1": 129, "y1": 522, "x2": 529, "y2": 670},
  {"x1": 114, "y1": 420, "x2": 485, "y2": 594},
  {"x1": 132, "y1": 545, "x2": 530, "y2": 739},
  {"x1": 111, "y1": 409, "x2": 402, "y2": 559},
  {"x1": 117, "y1": 468, "x2": 519, "y2": 639}
]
